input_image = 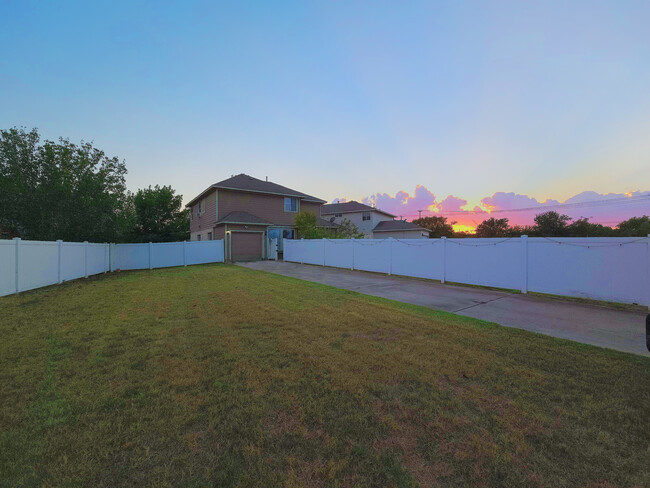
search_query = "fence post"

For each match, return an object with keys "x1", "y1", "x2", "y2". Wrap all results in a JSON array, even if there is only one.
[
  {"x1": 57, "y1": 240, "x2": 63, "y2": 283},
  {"x1": 104, "y1": 243, "x2": 108, "y2": 273},
  {"x1": 300, "y1": 238, "x2": 304, "y2": 264},
  {"x1": 14, "y1": 237, "x2": 20, "y2": 294},
  {"x1": 149, "y1": 242, "x2": 153, "y2": 269},
  {"x1": 441, "y1": 237, "x2": 446, "y2": 284},
  {"x1": 351, "y1": 238, "x2": 355, "y2": 270},
  {"x1": 521, "y1": 235, "x2": 528, "y2": 294},
  {"x1": 109, "y1": 243, "x2": 115, "y2": 272},
  {"x1": 183, "y1": 240, "x2": 187, "y2": 266},
  {"x1": 388, "y1": 238, "x2": 393, "y2": 275},
  {"x1": 322, "y1": 238, "x2": 326, "y2": 266},
  {"x1": 84, "y1": 241, "x2": 89, "y2": 278}
]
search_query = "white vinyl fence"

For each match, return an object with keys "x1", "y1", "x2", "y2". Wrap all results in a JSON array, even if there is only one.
[
  {"x1": 285, "y1": 236, "x2": 650, "y2": 306},
  {"x1": 0, "y1": 238, "x2": 224, "y2": 297}
]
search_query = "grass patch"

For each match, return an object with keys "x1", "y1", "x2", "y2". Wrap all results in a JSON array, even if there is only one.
[{"x1": 1, "y1": 263, "x2": 649, "y2": 487}]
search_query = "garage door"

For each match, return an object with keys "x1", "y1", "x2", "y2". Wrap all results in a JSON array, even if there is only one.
[{"x1": 231, "y1": 232, "x2": 263, "y2": 261}]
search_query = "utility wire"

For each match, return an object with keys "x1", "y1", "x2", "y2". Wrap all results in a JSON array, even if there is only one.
[{"x1": 396, "y1": 194, "x2": 650, "y2": 219}]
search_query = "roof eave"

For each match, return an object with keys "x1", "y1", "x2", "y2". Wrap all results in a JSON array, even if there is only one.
[{"x1": 214, "y1": 185, "x2": 326, "y2": 203}]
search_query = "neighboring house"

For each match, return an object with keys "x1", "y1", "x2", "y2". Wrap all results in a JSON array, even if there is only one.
[
  {"x1": 372, "y1": 220, "x2": 430, "y2": 239},
  {"x1": 320, "y1": 201, "x2": 395, "y2": 237},
  {"x1": 186, "y1": 174, "x2": 327, "y2": 261}
]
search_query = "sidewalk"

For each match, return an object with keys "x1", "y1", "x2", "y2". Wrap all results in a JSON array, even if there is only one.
[{"x1": 238, "y1": 261, "x2": 649, "y2": 356}]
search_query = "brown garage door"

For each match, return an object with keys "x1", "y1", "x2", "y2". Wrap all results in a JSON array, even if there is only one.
[{"x1": 231, "y1": 232, "x2": 263, "y2": 261}]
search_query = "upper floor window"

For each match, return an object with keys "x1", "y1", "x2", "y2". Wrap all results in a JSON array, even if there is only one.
[
  {"x1": 197, "y1": 200, "x2": 204, "y2": 216},
  {"x1": 284, "y1": 197, "x2": 298, "y2": 212},
  {"x1": 362, "y1": 211, "x2": 371, "y2": 221}
]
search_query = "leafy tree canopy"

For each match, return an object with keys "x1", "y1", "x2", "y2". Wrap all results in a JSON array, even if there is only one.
[
  {"x1": 0, "y1": 127, "x2": 188, "y2": 242},
  {"x1": 295, "y1": 212, "x2": 363, "y2": 239},
  {"x1": 129, "y1": 185, "x2": 189, "y2": 242},
  {"x1": 616, "y1": 215, "x2": 650, "y2": 236},
  {"x1": 474, "y1": 217, "x2": 510, "y2": 238},
  {"x1": 413, "y1": 216, "x2": 454, "y2": 238},
  {"x1": 533, "y1": 211, "x2": 572, "y2": 237}
]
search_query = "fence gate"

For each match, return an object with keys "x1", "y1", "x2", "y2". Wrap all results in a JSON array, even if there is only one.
[{"x1": 267, "y1": 237, "x2": 278, "y2": 260}]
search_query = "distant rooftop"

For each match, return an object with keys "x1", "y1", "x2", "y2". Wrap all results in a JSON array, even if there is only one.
[
  {"x1": 373, "y1": 220, "x2": 430, "y2": 233},
  {"x1": 187, "y1": 174, "x2": 326, "y2": 207},
  {"x1": 320, "y1": 200, "x2": 395, "y2": 218}
]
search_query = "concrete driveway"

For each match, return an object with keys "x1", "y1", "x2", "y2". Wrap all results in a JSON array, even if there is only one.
[{"x1": 238, "y1": 261, "x2": 649, "y2": 356}]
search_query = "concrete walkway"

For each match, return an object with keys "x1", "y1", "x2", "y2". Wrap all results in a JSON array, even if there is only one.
[{"x1": 238, "y1": 261, "x2": 649, "y2": 356}]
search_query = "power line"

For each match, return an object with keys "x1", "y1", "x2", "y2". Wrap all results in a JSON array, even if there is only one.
[{"x1": 402, "y1": 194, "x2": 650, "y2": 219}]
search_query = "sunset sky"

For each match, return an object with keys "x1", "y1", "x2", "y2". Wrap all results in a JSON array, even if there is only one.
[{"x1": 1, "y1": 1, "x2": 649, "y2": 230}]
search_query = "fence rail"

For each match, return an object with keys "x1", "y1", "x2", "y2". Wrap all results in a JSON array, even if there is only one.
[
  {"x1": 0, "y1": 238, "x2": 224, "y2": 297},
  {"x1": 284, "y1": 236, "x2": 650, "y2": 307}
]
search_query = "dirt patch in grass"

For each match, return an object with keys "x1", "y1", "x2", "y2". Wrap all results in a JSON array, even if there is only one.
[{"x1": 1, "y1": 263, "x2": 649, "y2": 487}]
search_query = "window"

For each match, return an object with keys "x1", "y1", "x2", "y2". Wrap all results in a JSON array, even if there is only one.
[
  {"x1": 197, "y1": 234, "x2": 202, "y2": 241},
  {"x1": 334, "y1": 213, "x2": 342, "y2": 218},
  {"x1": 198, "y1": 200, "x2": 204, "y2": 216},
  {"x1": 284, "y1": 197, "x2": 298, "y2": 212},
  {"x1": 207, "y1": 232, "x2": 212, "y2": 241},
  {"x1": 362, "y1": 211, "x2": 371, "y2": 221}
]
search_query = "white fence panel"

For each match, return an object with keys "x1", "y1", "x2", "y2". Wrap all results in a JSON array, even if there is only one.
[
  {"x1": 353, "y1": 239, "x2": 391, "y2": 274},
  {"x1": 285, "y1": 239, "x2": 324, "y2": 265},
  {"x1": 61, "y1": 242, "x2": 87, "y2": 281},
  {"x1": 113, "y1": 243, "x2": 150, "y2": 270},
  {"x1": 528, "y1": 238, "x2": 647, "y2": 304},
  {"x1": 152, "y1": 242, "x2": 185, "y2": 268},
  {"x1": 391, "y1": 239, "x2": 442, "y2": 280},
  {"x1": 19, "y1": 240, "x2": 60, "y2": 292},
  {"x1": 0, "y1": 241, "x2": 16, "y2": 296},
  {"x1": 87, "y1": 243, "x2": 109, "y2": 276},
  {"x1": 284, "y1": 236, "x2": 650, "y2": 306},
  {"x1": 446, "y1": 238, "x2": 523, "y2": 290},
  {"x1": 325, "y1": 239, "x2": 354, "y2": 269},
  {"x1": 0, "y1": 239, "x2": 224, "y2": 297},
  {"x1": 185, "y1": 240, "x2": 224, "y2": 266}
]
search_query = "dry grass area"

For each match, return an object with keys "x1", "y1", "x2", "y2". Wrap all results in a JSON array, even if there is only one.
[{"x1": 1, "y1": 264, "x2": 649, "y2": 487}]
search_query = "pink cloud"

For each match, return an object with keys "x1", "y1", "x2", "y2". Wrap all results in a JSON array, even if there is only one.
[
  {"x1": 436, "y1": 195, "x2": 468, "y2": 212},
  {"x1": 362, "y1": 185, "x2": 437, "y2": 218},
  {"x1": 357, "y1": 187, "x2": 650, "y2": 229}
]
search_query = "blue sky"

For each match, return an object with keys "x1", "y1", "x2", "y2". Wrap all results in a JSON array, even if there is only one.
[{"x1": 1, "y1": 1, "x2": 649, "y2": 226}]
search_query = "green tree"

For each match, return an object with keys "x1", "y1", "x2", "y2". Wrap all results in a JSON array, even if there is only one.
[
  {"x1": 566, "y1": 218, "x2": 614, "y2": 237},
  {"x1": 533, "y1": 211, "x2": 572, "y2": 236},
  {"x1": 129, "y1": 185, "x2": 189, "y2": 242},
  {"x1": 475, "y1": 217, "x2": 511, "y2": 237},
  {"x1": 295, "y1": 212, "x2": 363, "y2": 239},
  {"x1": 334, "y1": 218, "x2": 364, "y2": 238},
  {"x1": 0, "y1": 127, "x2": 130, "y2": 242},
  {"x1": 412, "y1": 216, "x2": 454, "y2": 238},
  {"x1": 616, "y1": 216, "x2": 650, "y2": 236},
  {"x1": 295, "y1": 212, "x2": 324, "y2": 239}
]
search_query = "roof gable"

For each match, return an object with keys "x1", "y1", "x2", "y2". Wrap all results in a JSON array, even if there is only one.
[
  {"x1": 320, "y1": 201, "x2": 395, "y2": 218},
  {"x1": 373, "y1": 220, "x2": 430, "y2": 233},
  {"x1": 187, "y1": 174, "x2": 326, "y2": 207}
]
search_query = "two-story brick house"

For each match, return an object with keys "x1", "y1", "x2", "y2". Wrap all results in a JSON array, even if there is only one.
[{"x1": 186, "y1": 174, "x2": 329, "y2": 261}]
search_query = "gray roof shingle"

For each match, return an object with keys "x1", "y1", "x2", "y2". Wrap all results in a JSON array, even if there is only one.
[
  {"x1": 372, "y1": 220, "x2": 430, "y2": 233},
  {"x1": 187, "y1": 174, "x2": 325, "y2": 206},
  {"x1": 320, "y1": 201, "x2": 395, "y2": 218}
]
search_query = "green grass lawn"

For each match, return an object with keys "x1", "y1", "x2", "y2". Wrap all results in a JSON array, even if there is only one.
[{"x1": 1, "y1": 264, "x2": 649, "y2": 487}]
